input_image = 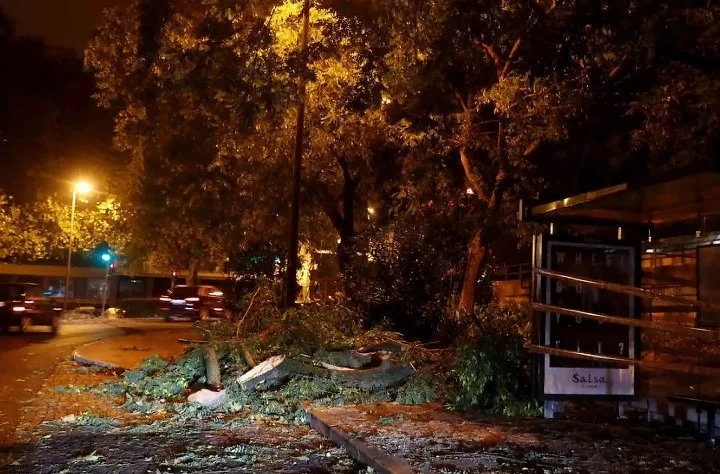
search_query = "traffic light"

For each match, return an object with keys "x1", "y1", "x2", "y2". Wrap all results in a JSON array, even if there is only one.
[
  {"x1": 109, "y1": 262, "x2": 117, "y2": 275},
  {"x1": 101, "y1": 253, "x2": 112, "y2": 263}
]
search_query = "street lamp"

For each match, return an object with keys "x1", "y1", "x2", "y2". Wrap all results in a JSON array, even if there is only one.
[
  {"x1": 63, "y1": 181, "x2": 92, "y2": 311},
  {"x1": 100, "y1": 252, "x2": 112, "y2": 317}
]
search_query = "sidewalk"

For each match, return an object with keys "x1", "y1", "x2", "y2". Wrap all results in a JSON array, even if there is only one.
[
  {"x1": 73, "y1": 323, "x2": 199, "y2": 370},
  {"x1": 308, "y1": 403, "x2": 720, "y2": 473}
]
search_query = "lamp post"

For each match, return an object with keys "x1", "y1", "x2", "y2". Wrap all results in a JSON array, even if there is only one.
[
  {"x1": 63, "y1": 181, "x2": 91, "y2": 311},
  {"x1": 100, "y1": 252, "x2": 112, "y2": 317}
]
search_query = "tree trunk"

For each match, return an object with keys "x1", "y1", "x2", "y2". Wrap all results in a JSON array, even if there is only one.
[
  {"x1": 203, "y1": 346, "x2": 222, "y2": 392},
  {"x1": 237, "y1": 355, "x2": 414, "y2": 392},
  {"x1": 458, "y1": 230, "x2": 487, "y2": 315},
  {"x1": 188, "y1": 262, "x2": 199, "y2": 286}
]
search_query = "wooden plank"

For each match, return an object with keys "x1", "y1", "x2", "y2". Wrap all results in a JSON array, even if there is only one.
[
  {"x1": 533, "y1": 267, "x2": 720, "y2": 312},
  {"x1": 532, "y1": 303, "x2": 720, "y2": 341},
  {"x1": 307, "y1": 409, "x2": 415, "y2": 474},
  {"x1": 527, "y1": 345, "x2": 720, "y2": 377}
]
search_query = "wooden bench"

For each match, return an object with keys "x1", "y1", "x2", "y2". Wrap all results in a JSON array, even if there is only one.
[{"x1": 667, "y1": 396, "x2": 720, "y2": 444}]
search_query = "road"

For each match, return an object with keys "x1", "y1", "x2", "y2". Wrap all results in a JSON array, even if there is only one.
[{"x1": 0, "y1": 319, "x2": 189, "y2": 445}]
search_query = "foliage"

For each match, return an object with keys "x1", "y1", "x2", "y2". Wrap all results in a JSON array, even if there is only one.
[
  {"x1": 0, "y1": 194, "x2": 129, "y2": 263},
  {"x1": 469, "y1": 302, "x2": 533, "y2": 345},
  {"x1": 137, "y1": 354, "x2": 170, "y2": 375},
  {"x1": 452, "y1": 303, "x2": 539, "y2": 416},
  {"x1": 99, "y1": 349, "x2": 207, "y2": 402},
  {"x1": 54, "y1": 384, "x2": 91, "y2": 394},
  {"x1": 73, "y1": 366, "x2": 105, "y2": 374},
  {"x1": 232, "y1": 375, "x2": 393, "y2": 425},
  {"x1": 346, "y1": 209, "x2": 470, "y2": 340},
  {"x1": 83, "y1": 0, "x2": 720, "y2": 317},
  {"x1": 201, "y1": 280, "x2": 365, "y2": 359},
  {"x1": 261, "y1": 304, "x2": 364, "y2": 357},
  {"x1": 60, "y1": 413, "x2": 120, "y2": 428},
  {"x1": 395, "y1": 373, "x2": 438, "y2": 405}
]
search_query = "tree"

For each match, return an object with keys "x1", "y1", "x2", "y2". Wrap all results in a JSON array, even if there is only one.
[
  {"x1": 0, "y1": 194, "x2": 127, "y2": 263},
  {"x1": 381, "y1": 0, "x2": 720, "y2": 314},
  {"x1": 86, "y1": 0, "x2": 291, "y2": 279},
  {"x1": 86, "y1": 0, "x2": 719, "y2": 315},
  {"x1": 87, "y1": 0, "x2": 398, "y2": 288}
]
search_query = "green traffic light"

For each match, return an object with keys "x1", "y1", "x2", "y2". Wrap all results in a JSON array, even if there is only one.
[{"x1": 101, "y1": 253, "x2": 112, "y2": 262}]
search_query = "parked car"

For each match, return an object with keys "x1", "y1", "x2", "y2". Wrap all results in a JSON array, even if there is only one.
[
  {"x1": 0, "y1": 283, "x2": 62, "y2": 333},
  {"x1": 159, "y1": 285, "x2": 228, "y2": 321}
]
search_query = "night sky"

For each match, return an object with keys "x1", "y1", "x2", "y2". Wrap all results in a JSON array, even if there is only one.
[{"x1": 0, "y1": 0, "x2": 131, "y2": 53}]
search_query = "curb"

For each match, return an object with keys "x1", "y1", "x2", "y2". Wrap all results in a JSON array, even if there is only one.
[
  {"x1": 307, "y1": 408, "x2": 415, "y2": 474},
  {"x1": 72, "y1": 335, "x2": 132, "y2": 371},
  {"x1": 72, "y1": 349, "x2": 128, "y2": 371}
]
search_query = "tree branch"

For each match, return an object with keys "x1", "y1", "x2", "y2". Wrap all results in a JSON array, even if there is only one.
[
  {"x1": 498, "y1": 0, "x2": 558, "y2": 79},
  {"x1": 453, "y1": 90, "x2": 469, "y2": 112},
  {"x1": 338, "y1": 156, "x2": 359, "y2": 193},
  {"x1": 460, "y1": 147, "x2": 487, "y2": 202},
  {"x1": 608, "y1": 53, "x2": 629, "y2": 80},
  {"x1": 500, "y1": 38, "x2": 522, "y2": 79},
  {"x1": 321, "y1": 194, "x2": 346, "y2": 234},
  {"x1": 482, "y1": 43, "x2": 504, "y2": 78}
]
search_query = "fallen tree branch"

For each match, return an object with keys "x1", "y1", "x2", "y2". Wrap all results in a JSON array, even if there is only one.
[
  {"x1": 178, "y1": 339, "x2": 210, "y2": 345},
  {"x1": 240, "y1": 344, "x2": 257, "y2": 368},
  {"x1": 238, "y1": 355, "x2": 415, "y2": 392},
  {"x1": 236, "y1": 286, "x2": 262, "y2": 339}
]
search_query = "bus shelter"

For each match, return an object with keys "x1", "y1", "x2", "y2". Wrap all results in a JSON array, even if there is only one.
[{"x1": 521, "y1": 170, "x2": 720, "y2": 433}]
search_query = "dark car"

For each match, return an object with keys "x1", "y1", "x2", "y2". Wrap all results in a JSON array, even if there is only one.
[
  {"x1": 0, "y1": 283, "x2": 62, "y2": 333},
  {"x1": 159, "y1": 285, "x2": 228, "y2": 321}
]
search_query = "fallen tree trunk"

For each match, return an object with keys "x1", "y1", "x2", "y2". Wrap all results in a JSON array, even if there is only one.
[
  {"x1": 237, "y1": 355, "x2": 414, "y2": 392},
  {"x1": 316, "y1": 350, "x2": 381, "y2": 369},
  {"x1": 357, "y1": 341, "x2": 405, "y2": 355},
  {"x1": 204, "y1": 347, "x2": 221, "y2": 392}
]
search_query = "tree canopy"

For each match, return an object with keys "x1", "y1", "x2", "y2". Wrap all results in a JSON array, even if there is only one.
[{"x1": 84, "y1": 0, "x2": 720, "y2": 316}]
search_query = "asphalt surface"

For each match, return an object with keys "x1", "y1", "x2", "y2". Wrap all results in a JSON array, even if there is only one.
[{"x1": 0, "y1": 319, "x2": 190, "y2": 446}]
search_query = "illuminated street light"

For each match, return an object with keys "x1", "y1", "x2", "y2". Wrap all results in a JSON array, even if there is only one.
[
  {"x1": 466, "y1": 188, "x2": 474, "y2": 196},
  {"x1": 100, "y1": 251, "x2": 113, "y2": 317},
  {"x1": 367, "y1": 207, "x2": 376, "y2": 216},
  {"x1": 76, "y1": 181, "x2": 92, "y2": 194},
  {"x1": 63, "y1": 181, "x2": 92, "y2": 311}
]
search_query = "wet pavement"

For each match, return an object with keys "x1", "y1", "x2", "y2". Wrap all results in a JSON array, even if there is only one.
[{"x1": 310, "y1": 403, "x2": 720, "y2": 473}]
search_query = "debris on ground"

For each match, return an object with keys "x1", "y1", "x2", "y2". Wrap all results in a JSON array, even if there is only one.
[
  {"x1": 309, "y1": 403, "x2": 720, "y2": 473},
  {"x1": 13, "y1": 298, "x2": 719, "y2": 473},
  {"x1": 188, "y1": 388, "x2": 227, "y2": 407},
  {"x1": 237, "y1": 354, "x2": 415, "y2": 392}
]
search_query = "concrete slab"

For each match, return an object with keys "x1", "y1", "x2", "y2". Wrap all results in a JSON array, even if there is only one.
[{"x1": 308, "y1": 403, "x2": 720, "y2": 473}]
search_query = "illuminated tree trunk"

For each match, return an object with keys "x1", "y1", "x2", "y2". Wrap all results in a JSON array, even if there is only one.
[
  {"x1": 457, "y1": 118, "x2": 508, "y2": 315},
  {"x1": 319, "y1": 156, "x2": 359, "y2": 298},
  {"x1": 458, "y1": 231, "x2": 487, "y2": 314}
]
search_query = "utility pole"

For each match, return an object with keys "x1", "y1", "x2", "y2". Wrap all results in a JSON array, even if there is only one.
[
  {"x1": 63, "y1": 188, "x2": 77, "y2": 311},
  {"x1": 100, "y1": 260, "x2": 110, "y2": 317},
  {"x1": 285, "y1": 0, "x2": 310, "y2": 308}
]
